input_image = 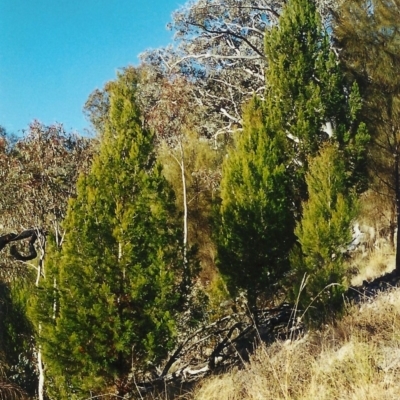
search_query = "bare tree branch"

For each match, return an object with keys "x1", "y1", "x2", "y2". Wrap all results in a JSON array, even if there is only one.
[{"x1": 0, "y1": 229, "x2": 41, "y2": 262}]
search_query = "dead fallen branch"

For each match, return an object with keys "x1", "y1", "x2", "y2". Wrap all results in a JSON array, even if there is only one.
[
  {"x1": 0, "y1": 229, "x2": 43, "y2": 261},
  {"x1": 129, "y1": 303, "x2": 303, "y2": 395}
]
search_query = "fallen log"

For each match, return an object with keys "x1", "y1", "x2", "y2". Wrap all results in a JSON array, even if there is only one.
[{"x1": 129, "y1": 303, "x2": 304, "y2": 395}]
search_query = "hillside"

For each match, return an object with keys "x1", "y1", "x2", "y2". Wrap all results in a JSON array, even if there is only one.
[
  {"x1": 188, "y1": 252, "x2": 400, "y2": 400},
  {"x1": 1, "y1": 0, "x2": 400, "y2": 398}
]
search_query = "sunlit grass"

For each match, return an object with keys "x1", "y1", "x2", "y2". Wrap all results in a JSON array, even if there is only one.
[{"x1": 189, "y1": 251, "x2": 400, "y2": 400}]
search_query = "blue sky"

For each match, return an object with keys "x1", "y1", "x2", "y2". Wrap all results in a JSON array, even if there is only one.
[{"x1": 0, "y1": 0, "x2": 183, "y2": 135}]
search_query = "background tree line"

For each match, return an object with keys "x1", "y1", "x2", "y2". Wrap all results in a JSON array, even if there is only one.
[{"x1": 0, "y1": 0, "x2": 399, "y2": 398}]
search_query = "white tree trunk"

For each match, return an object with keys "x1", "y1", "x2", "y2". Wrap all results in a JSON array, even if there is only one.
[
  {"x1": 37, "y1": 334, "x2": 45, "y2": 400},
  {"x1": 36, "y1": 233, "x2": 46, "y2": 400},
  {"x1": 179, "y1": 141, "x2": 188, "y2": 267}
]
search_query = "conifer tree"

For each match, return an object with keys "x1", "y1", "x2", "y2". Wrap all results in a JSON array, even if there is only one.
[
  {"x1": 292, "y1": 144, "x2": 356, "y2": 318},
  {"x1": 36, "y1": 68, "x2": 184, "y2": 398},
  {"x1": 263, "y1": 0, "x2": 367, "y2": 316},
  {"x1": 264, "y1": 0, "x2": 368, "y2": 202},
  {"x1": 216, "y1": 0, "x2": 367, "y2": 314},
  {"x1": 216, "y1": 97, "x2": 295, "y2": 313}
]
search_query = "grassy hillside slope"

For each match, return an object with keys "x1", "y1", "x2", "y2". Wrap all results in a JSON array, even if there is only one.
[{"x1": 191, "y1": 252, "x2": 400, "y2": 400}]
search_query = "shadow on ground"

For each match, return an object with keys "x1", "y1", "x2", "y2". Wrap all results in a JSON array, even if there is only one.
[{"x1": 346, "y1": 269, "x2": 400, "y2": 303}]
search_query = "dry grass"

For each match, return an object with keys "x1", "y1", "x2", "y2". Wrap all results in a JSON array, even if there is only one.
[
  {"x1": 190, "y1": 264, "x2": 400, "y2": 400},
  {"x1": 350, "y1": 249, "x2": 395, "y2": 287},
  {"x1": 140, "y1": 246, "x2": 400, "y2": 400},
  {"x1": 172, "y1": 196, "x2": 400, "y2": 399}
]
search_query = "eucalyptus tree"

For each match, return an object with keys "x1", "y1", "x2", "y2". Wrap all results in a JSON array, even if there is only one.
[
  {"x1": 145, "y1": 75, "x2": 197, "y2": 265},
  {"x1": 333, "y1": 0, "x2": 400, "y2": 271},
  {"x1": 141, "y1": 0, "x2": 276, "y2": 140},
  {"x1": 0, "y1": 123, "x2": 93, "y2": 247},
  {"x1": 145, "y1": 74, "x2": 218, "y2": 279},
  {"x1": 141, "y1": 0, "x2": 340, "y2": 141},
  {"x1": 0, "y1": 122, "x2": 94, "y2": 286}
]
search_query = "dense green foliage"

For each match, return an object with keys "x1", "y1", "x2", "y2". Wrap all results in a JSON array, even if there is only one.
[
  {"x1": 35, "y1": 69, "x2": 185, "y2": 398},
  {"x1": 216, "y1": 0, "x2": 365, "y2": 311},
  {"x1": 264, "y1": 0, "x2": 368, "y2": 200},
  {"x1": 2, "y1": 0, "x2": 400, "y2": 397},
  {"x1": 0, "y1": 282, "x2": 37, "y2": 396},
  {"x1": 291, "y1": 144, "x2": 357, "y2": 317},
  {"x1": 216, "y1": 97, "x2": 295, "y2": 311},
  {"x1": 263, "y1": 0, "x2": 343, "y2": 203}
]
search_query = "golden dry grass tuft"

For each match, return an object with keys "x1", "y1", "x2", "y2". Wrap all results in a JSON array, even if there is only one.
[
  {"x1": 350, "y1": 250, "x2": 395, "y2": 287},
  {"x1": 190, "y1": 278, "x2": 400, "y2": 400}
]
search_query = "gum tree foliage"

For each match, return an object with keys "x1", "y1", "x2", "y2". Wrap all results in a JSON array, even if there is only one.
[
  {"x1": 83, "y1": 84, "x2": 111, "y2": 136},
  {"x1": 0, "y1": 122, "x2": 93, "y2": 270},
  {"x1": 216, "y1": 97, "x2": 295, "y2": 313},
  {"x1": 36, "y1": 68, "x2": 186, "y2": 398},
  {"x1": 143, "y1": 74, "x2": 216, "y2": 313},
  {"x1": 333, "y1": 0, "x2": 400, "y2": 271},
  {"x1": 141, "y1": 0, "x2": 339, "y2": 140},
  {"x1": 141, "y1": 70, "x2": 224, "y2": 291},
  {"x1": 146, "y1": 75, "x2": 201, "y2": 261},
  {"x1": 144, "y1": 74, "x2": 220, "y2": 265}
]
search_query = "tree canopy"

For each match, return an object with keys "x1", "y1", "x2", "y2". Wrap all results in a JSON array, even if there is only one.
[
  {"x1": 333, "y1": 0, "x2": 400, "y2": 269},
  {"x1": 35, "y1": 68, "x2": 186, "y2": 398},
  {"x1": 2, "y1": 0, "x2": 400, "y2": 397},
  {"x1": 216, "y1": 97, "x2": 295, "y2": 312}
]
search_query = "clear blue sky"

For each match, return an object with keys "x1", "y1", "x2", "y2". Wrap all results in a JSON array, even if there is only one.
[{"x1": 0, "y1": 0, "x2": 183, "y2": 135}]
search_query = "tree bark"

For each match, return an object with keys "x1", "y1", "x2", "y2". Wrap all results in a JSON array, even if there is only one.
[
  {"x1": 35, "y1": 232, "x2": 46, "y2": 400},
  {"x1": 37, "y1": 340, "x2": 45, "y2": 400},
  {"x1": 395, "y1": 150, "x2": 400, "y2": 274},
  {"x1": 179, "y1": 141, "x2": 188, "y2": 269}
]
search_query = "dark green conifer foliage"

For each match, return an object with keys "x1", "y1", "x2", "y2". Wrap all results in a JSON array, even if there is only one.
[
  {"x1": 0, "y1": 282, "x2": 37, "y2": 396},
  {"x1": 37, "y1": 68, "x2": 183, "y2": 398},
  {"x1": 292, "y1": 144, "x2": 356, "y2": 319},
  {"x1": 265, "y1": 0, "x2": 340, "y2": 159},
  {"x1": 264, "y1": 0, "x2": 369, "y2": 201},
  {"x1": 216, "y1": 97, "x2": 295, "y2": 312},
  {"x1": 216, "y1": 0, "x2": 368, "y2": 315}
]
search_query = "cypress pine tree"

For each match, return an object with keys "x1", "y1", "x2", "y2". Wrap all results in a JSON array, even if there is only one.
[
  {"x1": 263, "y1": 0, "x2": 367, "y2": 317},
  {"x1": 37, "y1": 68, "x2": 184, "y2": 398},
  {"x1": 264, "y1": 0, "x2": 368, "y2": 202},
  {"x1": 216, "y1": 0, "x2": 367, "y2": 315},
  {"x1": 216, "y1": 97, "x2": 295, "y2": 313},
  {"x1": 292, "y1": 144, "x2": 357, "y2": 319}
]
